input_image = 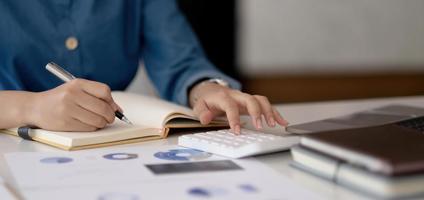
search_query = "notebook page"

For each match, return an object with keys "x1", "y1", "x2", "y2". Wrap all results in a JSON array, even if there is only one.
[{"x1": 112, "y1": 92, "x2": 194, "y2": 128}]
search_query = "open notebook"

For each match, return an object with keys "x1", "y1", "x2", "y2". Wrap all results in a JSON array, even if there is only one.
[{"x1": 1, "y1": 92, "x2": 228, "y2": 150}]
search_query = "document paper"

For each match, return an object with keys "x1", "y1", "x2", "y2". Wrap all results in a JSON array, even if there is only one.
[{"x1": 5, "y1": 145, "x2": 322, "y2": 200}]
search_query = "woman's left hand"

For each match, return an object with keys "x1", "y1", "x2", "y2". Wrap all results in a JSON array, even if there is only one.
[{"x1": 189, "y1": 82, "x2": 288, "y2": 134}]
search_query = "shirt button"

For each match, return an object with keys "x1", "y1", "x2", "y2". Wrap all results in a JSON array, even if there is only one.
[{"x1": 65, "y1": 36, "x2": 78, "y2": 50}]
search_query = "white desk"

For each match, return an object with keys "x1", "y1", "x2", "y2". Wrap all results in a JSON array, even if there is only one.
[{"x1": 1, "y1": 95, "x2": 423, "y2": 199}]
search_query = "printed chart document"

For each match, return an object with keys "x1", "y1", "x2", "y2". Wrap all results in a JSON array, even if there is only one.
[{"x1": 5, "y1": 145, "x2": 322, "y2": 200}]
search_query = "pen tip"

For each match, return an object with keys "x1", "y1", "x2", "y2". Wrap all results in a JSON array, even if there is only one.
[{"x1": 122, "y1": 116, "x2": 133, "y2": 125}]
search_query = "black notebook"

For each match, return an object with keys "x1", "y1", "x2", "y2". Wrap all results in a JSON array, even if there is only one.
[{"x1": 300, "y1": 116, "x2": 424, "y2": 176}]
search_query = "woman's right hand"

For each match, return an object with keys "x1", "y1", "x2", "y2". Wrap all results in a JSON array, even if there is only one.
[{"x1": 27, "y1": 79, "x2": 121, "y2": 132}]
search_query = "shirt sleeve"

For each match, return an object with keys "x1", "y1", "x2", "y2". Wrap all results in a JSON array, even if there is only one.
[{"x1": 140, "y1": 0, "x2": 241, "y2": 106}]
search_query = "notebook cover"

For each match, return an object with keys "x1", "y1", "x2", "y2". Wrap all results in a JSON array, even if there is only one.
[
  {"x1": 291, "y1": 145, "x2": 424, "y2": 199},
  {"x1": 0, "y1": 129, "x2": 167, "y2": 151},
  {"x1": 303, "y1": 124, "x2": 424, "y2": 176}
]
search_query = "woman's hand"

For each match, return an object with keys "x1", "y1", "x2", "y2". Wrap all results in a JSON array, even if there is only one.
[
  {"x1": 27, "y1": 79, "x2": 121, "y2": 132},
  {"x1": 189, "y1": 82, "x2": 288, "y2": 134}
]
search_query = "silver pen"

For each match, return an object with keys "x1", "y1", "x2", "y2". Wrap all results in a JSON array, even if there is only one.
[{"x1": 46, "y1": 62, "x2": 133, "y2": 125}]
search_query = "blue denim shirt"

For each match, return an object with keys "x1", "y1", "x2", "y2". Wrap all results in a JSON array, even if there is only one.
[{"x1": 0, "y1": 0, "x2": 240, "y2": 105}]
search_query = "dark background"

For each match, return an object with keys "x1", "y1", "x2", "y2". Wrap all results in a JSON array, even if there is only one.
[
  {"x1": 177, "y1": 0, "x2": 424, "y2": 103},
  {"x1": 178, "y1": 0, "x2": 239, "y2": 79}
]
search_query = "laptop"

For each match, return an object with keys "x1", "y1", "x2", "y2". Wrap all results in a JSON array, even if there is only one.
[{"x1": 286, "y1": 105, "x2": 424, "y2": 134}]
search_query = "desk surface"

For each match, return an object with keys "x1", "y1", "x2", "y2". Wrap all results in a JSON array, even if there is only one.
[{"x1": 1, "y1": 95, "x2": 424, "y2": 200}]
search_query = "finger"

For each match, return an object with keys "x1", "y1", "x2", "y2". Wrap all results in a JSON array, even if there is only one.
[
  {"x1": 193, "y1": 99, "x2": 214, "y2": 125},
  {"x1": 115, "y1": 103, "x2": 123, "y2": 113},
  {"x1": 254, "y1": 95, "x2": 276, "y2": 127},
  {"x1": 108, "y1": 96, "x2": 122, "y2": 113},
  {"x1": 232, "y1": 91, "x2": 263, "y2": 130},
  {"x1": 73, "y1": 91, "x2": 115, "y2": 123},
  {"x1": 75, "y1": 79, "x2": 117, "y2": 107},
  {"x1": 68, "y1": 104, "x2": 109, "y2": 129},
  {"x1": 213, "y1": 96, "x2": 241, "y2": 134},
  {"x1": 273, "y1": 108, "x2": 289, "y2": 126}
]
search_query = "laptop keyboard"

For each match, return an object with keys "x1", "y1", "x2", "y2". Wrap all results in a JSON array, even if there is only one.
[{"x1": 396, "y1": 116, "x2": 424, "y2": 132}]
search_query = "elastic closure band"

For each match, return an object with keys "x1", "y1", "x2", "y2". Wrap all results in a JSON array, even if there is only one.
[{"x1": 17, "y1": 126, "x2": 35, "y2": 141}]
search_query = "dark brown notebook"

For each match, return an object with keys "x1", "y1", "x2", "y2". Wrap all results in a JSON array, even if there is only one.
[{"x1": 300, "y1": 116, "x2": 424, "y2": 176}]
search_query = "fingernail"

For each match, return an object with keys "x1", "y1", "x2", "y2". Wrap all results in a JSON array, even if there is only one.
[
  {"x1": 235, "y1": 124, "x2": 241, "y2": 134},
  {"x1": 117, "y1": 104, "x2": 123, "y2": 113},
  {"x1": 269, "y1": 117, "x2": 276, "y2": 127},
  {"x1": 256, "y1": 117, "x2": 263, "y2": 129},
  {"x1": 112, "y1": 104, "x2": 120, "y2": 112},
  {"x1": 251, "y1": 117, "x2": 257, "y2": 128},
  {"x1": 283, "y1": 119, "x2": 290, "y2": 126}
]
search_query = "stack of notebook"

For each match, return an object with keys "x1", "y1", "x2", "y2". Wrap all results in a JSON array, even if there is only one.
[{"x1": 290, "y1": 115, "x2": 424, "y2": 199}]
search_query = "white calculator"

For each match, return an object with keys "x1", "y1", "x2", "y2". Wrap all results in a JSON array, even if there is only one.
[{"x1": 178, "y1": 129, "x2": 299, "y2": 158}]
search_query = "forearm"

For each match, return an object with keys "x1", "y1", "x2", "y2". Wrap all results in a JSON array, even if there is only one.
[{"x1": 0, "y1": 91, "x2": 35, "y2": 129}]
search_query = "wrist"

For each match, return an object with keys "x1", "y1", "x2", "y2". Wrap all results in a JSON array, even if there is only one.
[
  {"x1": 203, "y1": 78, "x2": 230, "y2": 87},
  {"x1": 21, "y1": 92, "x2": 41, "y2": 127},
  {"x1": 189, "y1": 82, "x2": 205, "y2": 107},
  {"x1": 189, "y1": 81, "x2": 230, "y2": 107}
]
